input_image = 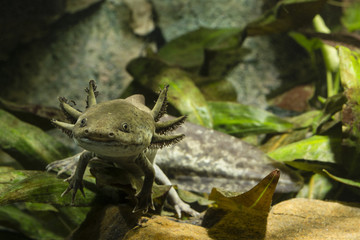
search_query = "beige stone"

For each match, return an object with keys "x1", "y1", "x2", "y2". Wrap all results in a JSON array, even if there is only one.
[
  {"x1": 123, "y1": 199, "x2": 360, "y2": 240},
  {"x1": 266, "y1": 198, "x2": 360, "y2": 240},
  {"x1": 123, "y1": 216, "x2": 211, "y2": 240}
]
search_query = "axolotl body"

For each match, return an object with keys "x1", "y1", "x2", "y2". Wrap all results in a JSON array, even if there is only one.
[{"x1": 47, "y1": 80, "x2": 197, "y2": 217}]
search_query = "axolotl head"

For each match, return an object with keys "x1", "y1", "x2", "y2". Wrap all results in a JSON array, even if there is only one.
[
  {"x1": 73, "y1": 100, "x2": 155, "y2": 157},
  {"x1": 52, "y1": 80, "x2": 186, "y2": 157}
]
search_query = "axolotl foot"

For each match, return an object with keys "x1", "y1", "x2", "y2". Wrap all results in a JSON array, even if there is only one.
[
  {"x1": 132, "y1": 190, "x2": 155, "y2": 213},
  {"x1": 174, "y1": 200, "x2": 200, "y2": 218},
  {"x1": 46, "y1": 151, "x2": 84, "y2": 176},
  {"x1": 61, "y1": 173, "x2": 85, "y2": 204}
]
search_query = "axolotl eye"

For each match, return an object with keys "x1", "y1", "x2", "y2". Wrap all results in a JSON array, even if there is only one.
[
  {"x1": 79, "y1": 118, "x2": 87, "y2": 127},
  {"x1": 121, "y1": 123, "x2": 130, "y2": 132}
]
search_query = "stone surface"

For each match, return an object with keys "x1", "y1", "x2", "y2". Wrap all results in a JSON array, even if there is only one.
[
  {"x1": 0, "y1": 0, "x2": 314, "y2": 112},
  {"x1": 0, "y1": 0, "x2": 142, "y2": 110},
  {"x1": 0, "y1": 0, "x2": 103, "y2": 60},
  {"x1": 123, "y1": 216, "x2": 211, "y2": 240},
  {"x1": 124, "y1": 0, "x2": 155, "y2": 36},
  {"x1": 121, "y1": 199, "x2": 360, "y2": 240},
  {"x1": 66, "y1": 0, "x2": 104, "y2": 13},
  {"x1": 266, "y1": 198, "x2": 360, "y2": 240},
  {"x1": 151, "y1": 0, "x2": 313, "y2": 108},
  {"x1": 156, "y1": 116, "x2": 303, "y2": 195}
]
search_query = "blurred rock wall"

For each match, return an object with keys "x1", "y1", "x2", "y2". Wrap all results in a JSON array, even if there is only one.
[
  {"x1": 0, "y1": 0, "x2": 311, "y2": 109},
  {"x1": 0, "y1": 0, "x2": 143, "y2": 109}
]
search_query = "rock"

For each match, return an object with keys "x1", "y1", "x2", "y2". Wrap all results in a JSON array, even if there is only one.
[
  {"x1": 151, "y1": 0, "x2": 314, "y2": 108},
  {"x1": 156, "y1": 116, "x2": 303, "y2": 194},
  {"x1": 205, "y1": 198, "x2": 360, "y2": 240},
  {"x1": 0, "y1": 0, "x2": 143, "y2": 110},
  {"x1": 0, "y1": 0, "x2": 103, "y2": 60},
  {"x1": 70, "y1": 199, "x2": 360, "y2": 240},
  {"x1": 266, "y1": 198, "x2": 360, "y2": 240},
  {"x1": 124, "y1": 0, "x2": 155, "y2": 36},
  {"x1": 66, "y1": 0, "x2": 104, "y2": 14},
  {"x1": 0, "y1": 0, "x2": 315, "y2": 112},
  {"x1": 123, "y1": 216, "x2": 211, "y2": 240}
]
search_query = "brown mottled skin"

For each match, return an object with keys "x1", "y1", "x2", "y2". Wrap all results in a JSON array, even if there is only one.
[{"x1": 47, "y1": 80, "x2": 198, "y2": 217}]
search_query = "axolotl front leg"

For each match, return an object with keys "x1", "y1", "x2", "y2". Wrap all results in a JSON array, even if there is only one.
[
  {"x1": 133, "y1": 152, "x2": 156, "y2": 213},
  {"x1": 47, "y1": 152, "x2": 198, "y2": 216},
  {"x1": 46, "y1": 150, "x2": 86, "y2": 176},
  {"x1": 61, "y1": 151, "x2": 94, "y2": 204},
  {"x1": 50, "y1": 150, "x2": 155, "y2": 212}
]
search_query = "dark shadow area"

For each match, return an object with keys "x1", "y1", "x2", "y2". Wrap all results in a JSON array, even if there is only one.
[{"x1": 70, "y1": 204, "x2": 141, "y2": 240}]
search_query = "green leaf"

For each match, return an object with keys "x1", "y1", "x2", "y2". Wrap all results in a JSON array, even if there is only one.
[
  {"x1": 311, "y1": 93, "x2": 347, "y2": 133},
  {"x1": 268, "y1": 135, "x2": 342, "y2": 163},
  {"x1": 0, "y1": 167, "x2": 36, "y2": 183},
  {"x1": 261, "y1": 128, "x2": 310, "y2": 153},
  {"x1": 323, "y1": 169, "x2": 360, "y2": 188},
  {"x1": 245, "y1": 0, "x2": 327, "y2": 36},
  {"x1": 197, "y1": 78, "x2": 237, "y2": 102},
  {"x1": 20, "y1": 202, "x2": 88, "y2": 238},
  {"x1": 0, "y1": 97, "x2": 66, "y2": 130},
  {"x1": 312, "y1": 15, "x2": 340, "y2": 74},
  {"x1": 24, "y1": 202, "x2": 59, "y2": 212},
  {"x1": 288, "y1": 110, "x2": 322, "y2": 128},
  {"x1": 0, "y1": 109, "x2": 70, "y2": 170},
  {"x1": 157, "y1": 27, "x2": 243, "y2": 70},
  {"x1": 341, "y1": 2, "x2": 360, "y2": 32},
  {"x1": 177, "y1": 189, "x2": 214, "y2": 206},
  {"x1": 339, "y1": 46, "x2": 360, "y2": 160},
  {"x1": 339, "y1": 46, "x2": 360, "y2": 90},
  {"x1": 289, "y1": 31, "x2": 323, "y2": 65},
  {"x1": 57, "y1": 206, "x2": 91, "y2": 227},
  {"x1": 262, "y1": 108, "x2": 322, "y2": 154},
  {"x1": 282, "y1": 160, "x2": 342, "y2": 175},
  {"x1": 208, "y1": 101, "x2": 293, "y2": 137},
  {"x1": 0, "y1": 205, "x2": 63, "y2": 239},
  {"x1": 296, "y1": 173, "x2": 333, "y2": 199},
  {"x1": 0, "y1": 171, "x2": 95, "y2": 206},
  {"x1": 127, "y1": 57, "x2": 213, "y2": 127},
  {"x1": 152, "y1": 185, "x2": 172, "y2": 199}
]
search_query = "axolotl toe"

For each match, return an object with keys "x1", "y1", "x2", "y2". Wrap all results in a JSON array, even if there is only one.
[{"x1": 47, "y1": 80, "x2": 198, "y2": 217}]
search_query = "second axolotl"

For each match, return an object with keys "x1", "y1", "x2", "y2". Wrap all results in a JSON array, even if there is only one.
[{"x1": 46, "y1": 80, "x2": 198, "y2": 217}]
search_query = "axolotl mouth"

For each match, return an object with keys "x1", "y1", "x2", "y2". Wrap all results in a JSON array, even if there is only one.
[
  {"x1": 74, "y1": 137, "x2": 145, "y2": 157},
  {"x1": 78, "y1": 137, "x2": 120, "y2": 145},
  {"x1": 79, "y1": 136, "x2": 120, "y2": 144}
]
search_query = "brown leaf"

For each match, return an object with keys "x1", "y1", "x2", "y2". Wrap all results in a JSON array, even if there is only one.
[
  {"x1": 203, "y1": 170, "x2": 280, "y2": 239},
  {"x1": 269, "y1": 84, "x2": 314, "y2": 112},
  {"x1": 209, "y1": 169, "x2": 280, "y2": 212}
]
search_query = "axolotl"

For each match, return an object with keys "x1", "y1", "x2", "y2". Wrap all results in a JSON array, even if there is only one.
[{"x1": 46, "y1": 80, "x2": 198, "y2": 217}]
